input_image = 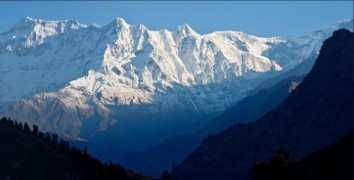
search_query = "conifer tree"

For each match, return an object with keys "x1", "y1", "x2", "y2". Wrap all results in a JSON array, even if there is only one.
[{"x1": 23, "y1": 122, "x2": 30, "y2": 133}]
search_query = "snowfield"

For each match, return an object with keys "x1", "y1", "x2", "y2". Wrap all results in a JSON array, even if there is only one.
[{"x1": 0, "y1": 17, "x2": 352, "y2": 152}]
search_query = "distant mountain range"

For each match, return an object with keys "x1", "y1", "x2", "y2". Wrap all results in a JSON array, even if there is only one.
[
  {"x1": 0, "y1": 17, "x2": 352, "y2": 166},
  {"x1": 171, "y1": 29, "x2": 353, "y2": 180}
]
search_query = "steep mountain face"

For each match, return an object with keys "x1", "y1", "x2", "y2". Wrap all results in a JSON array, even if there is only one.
[
  {"x1": 171, "y1": 29, "x2": 353, "y2": 180},
  {"x1": 0, "y1": 17, "x2": 352, "y2": 154},
  {"x1": 119, "y1": 75, "x2": 304, "y2": 176}
]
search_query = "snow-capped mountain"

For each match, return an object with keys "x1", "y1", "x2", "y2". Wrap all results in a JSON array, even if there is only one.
[{"x1": 0, "y1": 17, "x2": 352, "y2": 151}]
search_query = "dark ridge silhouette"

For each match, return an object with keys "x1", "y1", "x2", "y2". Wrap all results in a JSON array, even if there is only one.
[
  {"x1": 0, "y1": 117, "x2": 149, "y2": 180},
  {"x1": 171, "y1": 29, "x2": 353, "y2": 180},
  {"x1": 253, "y1": 133, "x2": 353, "y2": 180}
]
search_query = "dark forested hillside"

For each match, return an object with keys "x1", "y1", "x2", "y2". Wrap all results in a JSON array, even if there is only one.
[
  {"x1": 253, "y1": 133, "x2": 353, "y2": 180},
  {"x1": 0, "y1": 117, "x2": 149, "y2": 180},
  {"x1": 171, "y1": 29, "x2": 353, "y2": 180}
]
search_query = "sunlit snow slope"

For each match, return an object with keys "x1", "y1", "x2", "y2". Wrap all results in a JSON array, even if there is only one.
[{"x1": 0, "y1": 17, "x2": 352, "y2": 149}]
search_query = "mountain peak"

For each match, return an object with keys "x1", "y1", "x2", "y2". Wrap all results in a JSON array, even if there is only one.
[
  {"x1": 11, "y1": 17, "x2": 86, "y2": 32},
  {"x1": 328, "y1": 19, "x2": 353, "y2": 32},
  {"x1": 17, "y1": 16, "x2": 51, "y2": 26},
  {"x1": 313, "y1": 29, "x2": 353, "y2": 79},
  {"x1": 116, "y1": 17, "x2": 127, "y2": 24},
  {"x1": 337, "y1": 19, "x2": 353, "y2": 31},
  {"x1": 22, "y1": 16, "x2": 34, "y2": 23},
  {"x1": 176, "y1": 23, "x2": 198, "y2": 36},
  {"x1": 11, "y1": 16, "x2": 37, "y2": 31},
  {"x1": 111, "y1": 17, "x2": 130, "y2": 29}
]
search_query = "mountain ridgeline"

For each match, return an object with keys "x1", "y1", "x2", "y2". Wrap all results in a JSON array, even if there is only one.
[
  {"x1": 0, "y1": 117, "x2": 148, "y2": 180},
  {"x1": 0, "y1": 18, "x2": 352, "y2": 161},
  {"x1": 171, "y1": 29, "x2": 353, "y2": 180},
  {"x1": 0, "y1": 17, "x2": 353, "y2": 177}
]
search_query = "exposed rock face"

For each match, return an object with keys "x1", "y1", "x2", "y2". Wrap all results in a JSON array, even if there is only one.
[
  {"x1": 0, "y1": 18, "x2": 352, "y2": 154},
  {"x1": 288, "y1": 81, "x2": 300, "y2": 93}
]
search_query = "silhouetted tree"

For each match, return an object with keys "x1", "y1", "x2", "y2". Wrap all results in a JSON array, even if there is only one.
[
  {"x1": 32, "y1": 124, "x2": 39, "y2": 135},
  {"x1": 83, "y1": 146, "x2": 88, "y2": 156},
  {"x1": 161, "y1": 170, "x2": 171, "y2": 180},
  {"x1": 23, "y1": 122, "x2": 30, "y2": 133},
  {"x1": 59, "y1": 139, "x2": 67, "y2": 149},
  {"x1": 18, "y1": 122, "x2": 23, "y2": 129},
  {"x1": 253, "y1": 147, "x2": 295, "y2": 180},
  {"x1": 269, "y1": 147, "x2": 292, "y2": 169},
  {"x1": 38, "y1": 132, "x2": 45, "y2": 139},
  {"x1": 0, "y1": 117, "x2": 6, "y2": 122},
  {"x1": 44, "y1": 132, "x2": 52, "y2": 143},
  {"x1": 51, "y1": 134, "x2": 58, "y2": 145}
]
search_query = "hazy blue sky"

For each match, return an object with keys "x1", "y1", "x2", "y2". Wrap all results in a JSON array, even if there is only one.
[{"x1": 0, "y1": 1, "x2": 352, "y2": 37}]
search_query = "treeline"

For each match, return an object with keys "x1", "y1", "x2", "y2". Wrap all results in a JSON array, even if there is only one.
[
  {"x1": 0, "y1": 117, "x2": 149, "y2": 180},
  {"x1": 1, "y1": 117, "x2": 67, "y2": 150}
]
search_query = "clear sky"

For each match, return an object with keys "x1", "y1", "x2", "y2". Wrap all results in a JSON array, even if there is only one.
[{"x1": 0, "y1": 1, "x2": 352, "y2": 37}]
